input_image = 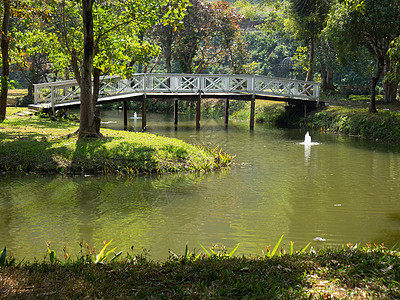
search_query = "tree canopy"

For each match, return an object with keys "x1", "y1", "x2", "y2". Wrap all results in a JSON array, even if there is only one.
[{"x1": 325, "y1": 0, "x2": 400, "y2": 111}]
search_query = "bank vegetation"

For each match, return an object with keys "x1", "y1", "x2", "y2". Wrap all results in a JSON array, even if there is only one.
[
  {"x1": 0, "y1": 108, "x2": 233, "y2": 175},
  {"x1": 201, "y1": 95, "x2": 400, "y2": 144},
  {"x1": 0, "y1": 242, "x2": 399, "y2": 299}
]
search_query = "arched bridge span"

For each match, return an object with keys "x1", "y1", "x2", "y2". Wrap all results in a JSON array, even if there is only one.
[{"x1": 33, "y1": 73, "x2": 321, "y2": 130}]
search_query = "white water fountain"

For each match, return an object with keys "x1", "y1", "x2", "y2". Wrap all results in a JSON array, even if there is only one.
[
  {"x1": 300, "y1": 131, "x2": 320, "y2": 164},
  {"x1": 300, "y1": 131, "x2": 320, "y2": 146},
  {"x1": 129, "y1": 112, "x2": 142, "y2": 120}
]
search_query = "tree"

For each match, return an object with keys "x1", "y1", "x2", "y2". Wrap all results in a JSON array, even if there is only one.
[
  {"x1": 0, "y1": 0, "x2": 11, "y2": 121},
  {"x1": 288, "y1": 0, "x2": 331, "y2": 82},
  {"x1": 325, "y1": 0, "x2": 400, "y2": 112},
  {"x1": 31, "y1": 0, "x2": 188, "y2": 137},
  {"x1": 173, "y1": 0, "x2": 214, "y2": 73},
  {"x1": 193, "y1": 1, "x2": 246, "y2": 73},
  {"x1": 161, "y1": 0, "x2": 245, "y2": 74}
]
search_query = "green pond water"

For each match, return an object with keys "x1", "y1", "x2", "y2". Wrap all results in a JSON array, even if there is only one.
[{"x1": 1, "y1": 110, "x2": 400, "y2": 261}]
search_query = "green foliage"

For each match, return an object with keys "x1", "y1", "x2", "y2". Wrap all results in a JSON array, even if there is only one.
[
  {"x1": 288, "y1": 0, "x2": 330, "y2": 42},
  {"x1": 262, "y1": 234, "x2": 283, "y2": 258},
  {"x1": 0, "y1": 246, "x2": 22, "y2": 268},
  {"x1": 14, "y1": 0, "x2": 189, "y2": 81},
  {"x1": 308, "y1": 106, "x2": 400, "y2": 143},
  {"x1": 199, "y1": 243, "x2": 240, "y2": 259},
  {"x1": 94, "y1": 240, "x2": 122, "y2": 264},
  {"x1": 0, "y1": 247, "x2": 7, "y2": 266},
  {"x1": 324, "y1": 0, "x2": 400, "y2": 101},
  {"x1": 246, "y1": 9, "x2": 297, "y2": 77}
]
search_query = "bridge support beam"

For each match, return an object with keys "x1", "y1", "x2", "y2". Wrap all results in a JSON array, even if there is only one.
[
  {"x1": 123, "y1": 100, "x2": 128, "y2": 130},
  {"x1": 174, "y1": 98, "x2": 179, "y2": 125},
  {"x1": 142, "y1": 96, "x2": 147, "y2": 131},
  {"x1": 250, "y1": 95, "x2": 255, "y2": 130},
  {"x1": 196, "y1": 96, "x2": 201, "y2": 129},
  {"x1": 224, "y1": 98, "x2": 229, "y2": 126}
]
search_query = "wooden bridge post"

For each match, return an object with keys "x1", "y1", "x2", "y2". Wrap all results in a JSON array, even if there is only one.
[
  {"x1": 174, "y1": 98, "x2": 179, "y2": 125},
  {"x1": 196, "y1": 95, "x2": 201, "y2": 129},
  {"x1": 224, "y1": 98, "x2": 229, "y2": 126},
  {"x1": 123, "y1": 100, "x2": 128, "y2": 130},
  {"x1": 142, "y1": 96, "x2": 147, "y2": 131},
  {"x1": 250, "y1": 95, "x2": 255, "y2": 130}
]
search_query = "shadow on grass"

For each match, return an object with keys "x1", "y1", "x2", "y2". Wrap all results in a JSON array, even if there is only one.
[
  {"x1": 1, "y1": 257, "x2": 308, "y2": 298},
  {"x1": 0, "y1": 131, "x2": 63, "y2": 173},
  {"x1": 70, "y1": 137, "x2": 158, "y2": 175}
]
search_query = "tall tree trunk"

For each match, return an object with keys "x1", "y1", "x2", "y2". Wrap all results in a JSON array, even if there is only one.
[
  {"x1": 165, "y1": 27, "x2": 173, "y2": 73},
  {"x1": 321, "y1": 65, "x2": 335, "y2": 92},
  {"x1": 0, "y1": 0, "x2": 10, "y2": 121},
  {"x1": 369, "y1": 57, "x2": 384, "y2": 113},
  {"x1": 306, "y1": 37, "x2": 315, "y2": 82},
  {"x1": 79, "y1": 0, "x2": 99, "y2": 138},
  {"x1": 383, "y1": 56, "x2": 398, "y2": 103}
]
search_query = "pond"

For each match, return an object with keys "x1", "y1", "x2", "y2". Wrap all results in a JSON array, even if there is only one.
[{"x1": 1, "y1": 109, "x2": 400, "y2": 261}]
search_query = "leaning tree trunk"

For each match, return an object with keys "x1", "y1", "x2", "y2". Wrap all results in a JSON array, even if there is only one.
[
  {"x1": 369, "y1": 57, "x2": 384, "y2": 113},
  {"x1": 0, "y1": 0, "x2": 10, "y2": 121},
  {"x1": 79, "y1": 0, "x2": 100, "y2": 138}
]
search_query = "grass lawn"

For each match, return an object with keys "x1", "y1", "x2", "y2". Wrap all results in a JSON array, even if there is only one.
[
  {"x1": 0, "y1": 108, "x2": 233, "y2": 175},
  {"x1": 0, "y1": 243, "x2": 399, "y2": 299}
]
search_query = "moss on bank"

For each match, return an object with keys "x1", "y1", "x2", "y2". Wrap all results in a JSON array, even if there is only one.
[
  {"x1": 1, "y1": 243, "x2": 399, "y2": 299},
  {"x1": 0, "y1": 108, "x2": 233, "y2": 175}
]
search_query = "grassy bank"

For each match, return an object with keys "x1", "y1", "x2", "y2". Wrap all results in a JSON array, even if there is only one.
[
  {"x1": 301, "y1": 95, "x2": 400, "y2": 143},
  {"x1": 0, "y1": 108, "x2": 233, "y2": 175},
  {"x1": 200, "y1": 96, "x2": 400, "y2": 144},
  {"x1": 0, "y1": 243, "x2": 399, "y2": 299},
  {"x1": 307, "y1": 106, "x2": 400, "y2": 144}
]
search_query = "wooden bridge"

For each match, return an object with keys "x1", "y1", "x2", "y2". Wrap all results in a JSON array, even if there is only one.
[{"x1": 32, "y1": 73, "x2": 321, "y2": 130}]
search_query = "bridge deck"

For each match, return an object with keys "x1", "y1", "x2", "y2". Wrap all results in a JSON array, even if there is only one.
[{"x1": 32, "y1": 73, "x2": 321, "y2": 129}]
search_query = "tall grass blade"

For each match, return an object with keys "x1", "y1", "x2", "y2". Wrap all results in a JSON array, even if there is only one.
[
  {"x1": 289, "y1": 241, "x2": 294, "y2": 256},
  {"x1": 184, "y1": 244, "x2": 189, "y2": 260},
  {"x1": 298, "y1": 242, "x2": 311, "y2": 255},
  {"x1": 269, "y1": 235, "x2": 284, "y2": 258},
  {"x1": 228, "y1": 243, "x2": 240, "y2": 258},
  {"x1": 0, "y1": 247, "x2": 6, "y2": 266},
  {"x1": 110, "y1": 251, "x2": 123, "y2": 262},
  {"x1": 209, "y1": 247, "x2": 217, "y2": 256},
  {"x1": 199, "y1": 244, "x2": 211, "y2": 258},
  {"x1": 390, "y1": 241, "x2": 399, "y2": 251},
  {"x1": 95, "y1": 240, "x2": 113, "y2": 263}
]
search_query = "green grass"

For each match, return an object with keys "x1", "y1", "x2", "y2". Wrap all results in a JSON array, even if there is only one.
[
  {"x1": 0, "y1": 242, "x2": 399, "y2": 299},
  {"x1": 0, "y1": 108, "x2": 233, "y2": 175}
]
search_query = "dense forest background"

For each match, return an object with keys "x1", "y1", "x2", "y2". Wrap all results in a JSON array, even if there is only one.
[{"x1": 4, "y1": 0, "x2": 400, "y2": 107}]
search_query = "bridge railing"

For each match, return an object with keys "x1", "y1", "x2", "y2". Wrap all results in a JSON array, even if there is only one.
[{"x1": 34, "y1": 73, "x2": 319, "y2": 107}]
